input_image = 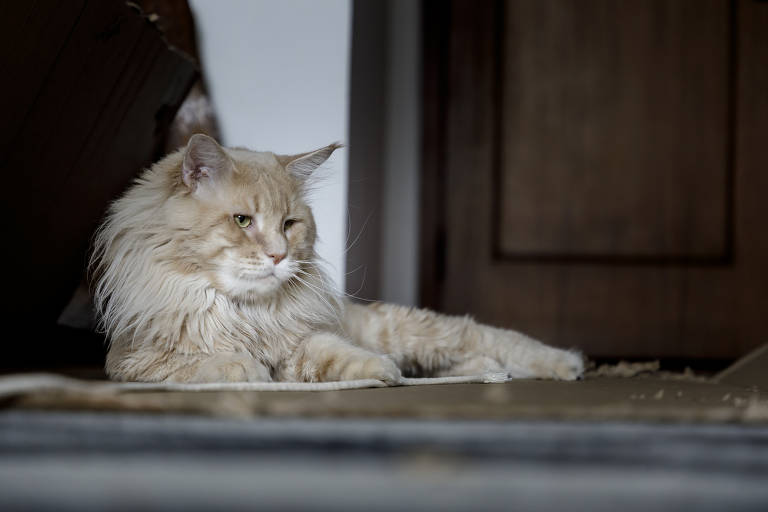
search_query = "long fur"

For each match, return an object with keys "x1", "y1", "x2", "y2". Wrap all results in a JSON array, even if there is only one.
[
  {"x1": 92, "y1": 144, "x2": 340, "y2": 381},
  {"x1": 91, "y1": 136, "x2": 584, "y2": 383}
]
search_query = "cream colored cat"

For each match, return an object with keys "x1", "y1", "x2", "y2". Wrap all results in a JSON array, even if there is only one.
[{"x1": 92, "y1": 134, "x2": 583, "y2": 383}]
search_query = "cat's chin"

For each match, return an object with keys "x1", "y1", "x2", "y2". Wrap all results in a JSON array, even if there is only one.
[{"x1": 217, "y1": 271, "x2": 284, "y2": 299}]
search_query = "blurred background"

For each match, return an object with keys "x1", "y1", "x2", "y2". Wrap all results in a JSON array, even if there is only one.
[
  {"x1": 2, "y1": 2, "x2": 768, "y2": 511},
  {"x1": 2, "y1": 0, "x2": 767, "y2": 371}
]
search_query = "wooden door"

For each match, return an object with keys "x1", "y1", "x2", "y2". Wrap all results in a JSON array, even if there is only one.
[{"x1": 421, "y1": 0, "x2": 768, "y2": 359}]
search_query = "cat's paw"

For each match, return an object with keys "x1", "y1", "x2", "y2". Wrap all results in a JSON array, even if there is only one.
[
  {"x1": 340, "y1": 354, "x2": 402, "y2": 384},
  {"x1": 483, "y1": 327, "x2": 584, "y2": 381},
  {"x1": 190, "y1": 353, "x2": 272, "y2": 383},
  {"x1": 528, "y1": 349, "x2": 584, "y2": 381}
]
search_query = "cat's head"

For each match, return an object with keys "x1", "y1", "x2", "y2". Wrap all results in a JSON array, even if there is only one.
[{"x1": 163, "y1": 134, "x2": 340, "y2": 300}]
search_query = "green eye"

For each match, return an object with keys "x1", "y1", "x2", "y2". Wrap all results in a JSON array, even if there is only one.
[
  {"x1": 283, "y1": 218, "x2": 297, "y2": 232},
  {"x1": 233, "y1": 214, "x2": 252, "y2": 228}
]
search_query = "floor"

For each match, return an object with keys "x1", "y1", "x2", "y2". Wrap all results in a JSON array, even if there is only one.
[
  {"x1": 1, "y1": 345, "x2": 766, "y2": 510},
  {"x1": 2, "y1": 411, "x2": 768, "y2": 511},
  {"x1": 5, "y1": 373, "x2": 767, "y2": 422}
]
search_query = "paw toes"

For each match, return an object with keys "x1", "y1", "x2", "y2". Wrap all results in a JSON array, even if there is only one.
[
  {"x1": 507, "y1": 349, "x2": 584, "y2": 381},
  {"x1": 343, "y1": 356, "x2": 401, "y2": 384},
  {"x1": 551, "y1": 351, "x2": 585, "y2": 381}
]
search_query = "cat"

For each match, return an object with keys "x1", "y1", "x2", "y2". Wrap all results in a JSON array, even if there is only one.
[{"x1": 91, "y1": 134, "x2": 584, "y2": 383}]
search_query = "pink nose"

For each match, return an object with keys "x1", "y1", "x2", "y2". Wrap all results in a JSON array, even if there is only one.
[{"x1": 267, "y1": 252, "x2": 286, "y2": 265}]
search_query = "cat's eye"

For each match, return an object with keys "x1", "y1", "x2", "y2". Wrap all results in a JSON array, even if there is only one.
[
  {"x1": 233, "y1": 214, "x2": 252, "y2": 228},
  {"x1": 283, "y1": 218, "x2": 297, "y2": 232}
]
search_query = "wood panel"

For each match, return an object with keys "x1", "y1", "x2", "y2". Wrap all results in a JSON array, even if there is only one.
[
  {"x1": 498, "y1": 0, "x2": 730, "y2": 259},
  {"x1": 0, "y1": 0, "x2": 88, "y2": 155},
  {"x1": 423, "y1": 0, "x2": 768, "y2": 359}
]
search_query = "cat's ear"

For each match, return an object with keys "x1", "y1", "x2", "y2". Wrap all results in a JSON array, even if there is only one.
[
  {"x1": 277, "y1": 142, "x2": 343, "y2": 179},
  {"x1": 181, "y1": 134, "x2": 233, "y2": 190}
]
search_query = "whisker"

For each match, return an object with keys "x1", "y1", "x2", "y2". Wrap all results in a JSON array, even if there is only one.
[
  {"x1": 345, "y1": 263, "x2": 365, "y2": 277},
  {"x1": 349, "y1": 266, "x2": 369, "y2": 298},
  {"x1": 294, "y1": 267, "x2": 377, "y2": 303},
  {"x1": 342, "y1": 209, "x2": 374, "y2": 256},
  {"x1": 289, "y1": 274, "x2": 343, "y2": 326}
]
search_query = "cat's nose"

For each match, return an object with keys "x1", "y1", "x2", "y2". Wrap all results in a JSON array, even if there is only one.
[{"x1": 267, "y1": 251, "x2": 286, "y2": 265}]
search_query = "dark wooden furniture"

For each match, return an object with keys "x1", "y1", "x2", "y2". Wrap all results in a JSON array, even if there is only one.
[{"x1": 0, "y1": 0, "x2": 196, "y2": 367}]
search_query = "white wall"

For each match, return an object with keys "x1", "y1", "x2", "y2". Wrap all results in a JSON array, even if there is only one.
[{"x1": 189, "y1": 0, "x2": 351, "y2": 290}]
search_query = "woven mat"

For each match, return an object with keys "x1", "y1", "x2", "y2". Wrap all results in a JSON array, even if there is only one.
[{"x1": 0, "y1": 372, "x2": 509, "y2": 399}]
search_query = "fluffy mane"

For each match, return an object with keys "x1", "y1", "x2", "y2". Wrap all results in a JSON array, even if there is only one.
[{"x1": 90, "y1": 140, "x2": 342, "y2": 381}]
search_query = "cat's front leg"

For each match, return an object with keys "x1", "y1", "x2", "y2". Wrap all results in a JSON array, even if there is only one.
[
  {"x1": 289, "y1": 332, "x2": 402, "y2": 384},
  {"x1": 464, "y1": 326, "x2": 584, "y2": 381},
  {"x1": 342, "y1": 302, "x2": 583, "y2": 381},
  {"x1": 106, "y1": 346, "x2": 272, "y2": 383},
  {"x1": 188, "y1": 352, "x2": 272, "y2": 383}
]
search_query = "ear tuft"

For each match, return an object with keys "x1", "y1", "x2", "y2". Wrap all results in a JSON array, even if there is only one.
[
  {"x1": 279, "y1": 142, "x2": 343, "y2": 179},
  {"x1": 182, "y1": 134, "x2": 231, "y2": 189}
]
